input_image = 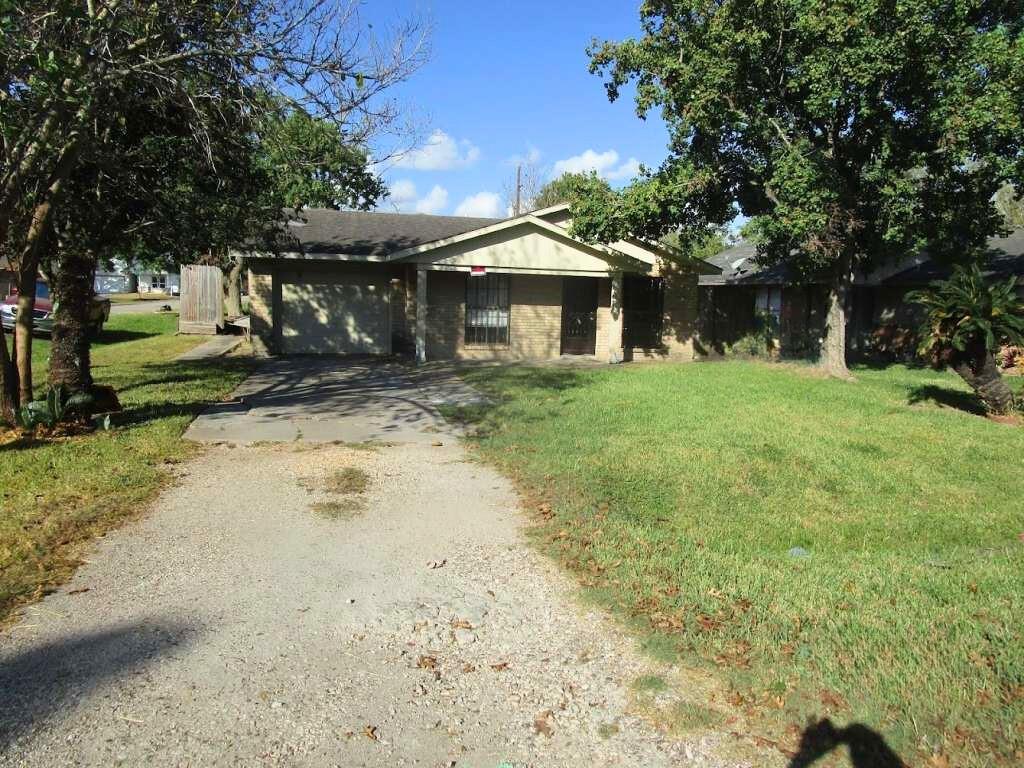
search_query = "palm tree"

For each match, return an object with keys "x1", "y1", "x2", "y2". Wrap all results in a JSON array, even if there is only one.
[{"x1": 908, "y1": 264, "x2": 1024, "y2": 415}]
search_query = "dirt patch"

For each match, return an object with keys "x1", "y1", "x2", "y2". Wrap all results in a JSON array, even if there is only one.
[
  {"x1": 310, "y1": 498, "x2": 365, "y2": 519},
  {"x1": 294, "y1": 448, "x2": 375, "y2": 520}
]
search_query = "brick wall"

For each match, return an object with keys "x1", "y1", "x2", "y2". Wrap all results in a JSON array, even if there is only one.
[
  {"x1": 425, "y1": 271, "x2": 563, "y2": 361},
  {"x1": 247, "y1": 263, "x2": 274, "y2": 356},
  {"x1": 653, "y1": 258, "x2": 699, "y2": 360}
]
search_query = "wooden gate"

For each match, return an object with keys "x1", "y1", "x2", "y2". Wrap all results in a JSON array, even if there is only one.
[{"x1": 178, "y1": 264, "x2": 224, "y2": 335}]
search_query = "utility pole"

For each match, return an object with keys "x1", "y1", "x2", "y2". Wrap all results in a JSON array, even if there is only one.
[{"x1": 514, "y1": 164, "x2": 522, "y2": 216}]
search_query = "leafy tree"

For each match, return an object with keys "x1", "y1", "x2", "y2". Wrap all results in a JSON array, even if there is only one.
[
  {"x1": 908, "y1": 265, "x2": 1024, "y2": 415},
  {"x1": 1, "y1": 0, "x2": 427, "y2": 413},
  {"x1": 533, "y1": 173, "x2": 605, "y2": 210},
  {"x1": 570, "y1": 0, "x2": 1024, "y2": 378}
]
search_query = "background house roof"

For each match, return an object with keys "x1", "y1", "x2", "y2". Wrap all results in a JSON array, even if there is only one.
[
  {"x1": 277, "y1": 209, "x2": 503, "y2": 256},
  {"x1": 700, "y1": 229, "x2": 1024, "y2": 287}
]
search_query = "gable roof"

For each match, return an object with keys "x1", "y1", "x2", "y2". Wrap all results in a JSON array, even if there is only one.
[
  {"x1": 276, "y1": 209, "x2": 503, "y2": 257},
  {"x1": 385, "y1": 213, "x2": 643, "y2": 266},
  {"x1": 255, "y1": 207, "x2": 664, "y2": 271}
]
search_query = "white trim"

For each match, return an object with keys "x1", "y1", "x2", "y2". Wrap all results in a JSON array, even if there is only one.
[
  {"x1": 522, "y1": 202, "x2": 571, "y2": 218},
  {"x1": 418, "y1": 264, "x2": 634, "y2": 277},
  {"x1": 415, "y1": 267, "x2": 427, "y2": 364}
]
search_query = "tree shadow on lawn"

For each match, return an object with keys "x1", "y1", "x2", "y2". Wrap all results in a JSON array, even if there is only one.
[
  {"x1": 0, "y1": 618, "x2": 199, "y2": 748},
  {"x1": 907, "y1": 384, "x2": 987, "y2": 416},
  {"x1": 93, "y1": 328, "x2": 163, "y2": 346},
  {"x1": 113, "y1": 359, "x2": 254, "y2": 427},
  {"x1": 788, "y1": 718, "x2": 908, "y2": 768},
  {"x1": 442, "y1": 365, "x2": 590, "y2": 433}
]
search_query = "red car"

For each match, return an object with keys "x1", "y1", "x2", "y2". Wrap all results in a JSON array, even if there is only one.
[{"x1": 1, "y1": 295, "x2": 110, "y2": 336}]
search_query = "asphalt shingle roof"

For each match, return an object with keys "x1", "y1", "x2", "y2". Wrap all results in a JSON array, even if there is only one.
[
  {"x1": 276, "y1": 209, "x2": 504, "y2": 257},
  {"x1": 700, "y1": 229, "x2": 1024, "y2": 287}
]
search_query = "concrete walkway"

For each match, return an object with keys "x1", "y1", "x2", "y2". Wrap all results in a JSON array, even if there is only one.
[
  {"x1": 184, "y1": 358, "x2": 470, "y2": 444},
  {"x1": 175, "y1": 334, "x2": 243, "y2": 362}
]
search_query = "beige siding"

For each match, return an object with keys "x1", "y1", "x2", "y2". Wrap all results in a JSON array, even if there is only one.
[
  {"x1": 425, "y1": 271, "x2": 563, "y2": 361},
  {"x1": 410, "y1": 222, "x2": 614, "y2": 273}
]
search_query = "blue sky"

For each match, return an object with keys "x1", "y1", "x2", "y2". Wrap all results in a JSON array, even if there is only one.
[{"x1": 362, "y1": 1, "x2": 668, "y2": 218}]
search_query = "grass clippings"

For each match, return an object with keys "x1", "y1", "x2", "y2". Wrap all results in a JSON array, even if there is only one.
[
  {"x1": 301, "y1": 461, "x2": 373, "y2": 521},
  {"x1": 309, "y1": 498, "x2": 365, "y2": 520}
]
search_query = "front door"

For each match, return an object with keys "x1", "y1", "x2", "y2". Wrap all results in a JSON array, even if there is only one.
[{"x1": 561, "y1": 277, "x2": 598, "y2": 355}]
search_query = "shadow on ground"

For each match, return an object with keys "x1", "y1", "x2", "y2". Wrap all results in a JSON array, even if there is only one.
[
  {"x1": 907, "y1": 384, "x2": 987, "y2": 415},
  {"x1": 93, "y1": 328, "x2": 163, "y2": 346},
  {"x1": 788, "y1": 718, "x2": 907, "y2": 768},
  {"x1": 0, "y1": 618, "x2": 199, "y2": 747}
]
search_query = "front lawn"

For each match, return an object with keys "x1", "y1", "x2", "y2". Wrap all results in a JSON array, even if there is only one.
[
  {"x1": 1, "y1": 313, "x2": 251, "y2": 623},
  {"x1": 454, "y1": 361, "x2": 1024, "y2": 766}
]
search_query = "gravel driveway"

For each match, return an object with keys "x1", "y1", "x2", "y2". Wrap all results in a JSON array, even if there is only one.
[{"x1": 0, "y1": 363, "x2": 751, "y2": 767}]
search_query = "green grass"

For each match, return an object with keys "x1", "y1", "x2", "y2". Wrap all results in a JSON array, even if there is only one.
[
  {"x1": 454, "y1": 360, "x2": 1024, "y2": 766},
  {"x1": 1, "y1": 313, "x2": 252, "y2": 621}
]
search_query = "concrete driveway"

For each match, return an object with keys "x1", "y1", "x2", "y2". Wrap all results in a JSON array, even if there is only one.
[
  {"x1": 184, "y1": 357, "x2": 484, "y2": 445},
  {"x1": 0, "y1": 358, "x2": 741, "y2": 767}
]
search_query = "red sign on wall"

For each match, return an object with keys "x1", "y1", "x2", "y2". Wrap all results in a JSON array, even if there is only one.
[{"x1": 470, "y1": 266, "x2": 486, "y2": 276}]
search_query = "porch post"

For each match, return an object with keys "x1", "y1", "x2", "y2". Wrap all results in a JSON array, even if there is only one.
[
  {"x1": 415, "y1": 266, "x2": 427, "y2": 364},
  {"x1": 608, "y1": 271, "x2": 625, "y2": 363}
]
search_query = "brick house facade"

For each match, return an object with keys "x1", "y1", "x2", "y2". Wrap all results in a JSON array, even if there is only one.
[{"x1": 245, "y1": 204, "x2": 716, "y2": 364}]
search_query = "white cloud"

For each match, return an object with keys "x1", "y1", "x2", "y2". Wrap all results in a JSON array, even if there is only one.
[
  {"x1": 394, "y1": 129, "x2": 481, "y2": 171},
  {"x1": 606, "y1": 157, "x2": 642, "y2": 181},
  {"x1": 388, "y1": 178, "x2": 418, "y2": 206},
  {"x1": 507, "y1": 146, "x2": 542, "y2": 165},
  {"x1": 414, "y1": 185, "x2": 448, "y2": 214},
  {"x1": 553, "y1": 149, "x2": 620, "y2": 176},
  {"x1": 454, "y1": 191, "x2": 502, "y2": 218},
  {"x1": 552, "y1": 149, "x2": 642, "y2": 181},
  {"x1": 385, "y1": 180, "x2": 449, "y2": 215}
]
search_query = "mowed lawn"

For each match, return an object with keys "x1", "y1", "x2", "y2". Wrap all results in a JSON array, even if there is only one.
[
  {"x1": 455, "y1": 361, "x2": 1024, "y2": 766},
  {"x1": 0, "y1": 313, "x2": 251, "y2": 622}
]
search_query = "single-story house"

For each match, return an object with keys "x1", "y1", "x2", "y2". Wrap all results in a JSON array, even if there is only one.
[
  {"x1": 138, "y1": 270, "x2": 179, "y2": 295},
  {"x1": 94, "y1": 265, "x2": 138, "y2": 294},
  {"x1": 698, "y1": 229, "x2": 1024, "y2": 358},
  {"x1": 242, "y1": 203, "x2": 716, "y2": 363}
]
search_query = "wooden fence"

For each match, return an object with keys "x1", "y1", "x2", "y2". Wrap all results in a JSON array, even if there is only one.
[{"x1": 178, "y1": 265, "x2": 224, "y2": 335}]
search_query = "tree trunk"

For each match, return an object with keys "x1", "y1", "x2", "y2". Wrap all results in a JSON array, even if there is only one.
[
  {"x1": 48, "y1": 251, "x2": 95, "y2": 394},
  {"x1": 820, "y1": 261, "x2": 854, "y2": 380},
  {"x1": 952, "y1": 344, "x2": 1017, "y2": 415},
  {"x1": 14, "y1": 176, "x2": 66, "y2": 403},
  {"x1": 224, "y1": 255, "x2": 245, "y2": 318},
  {"x1": 14, "y1": 275, "x2": 36, "y2": 405},
  {"x1": 0, "y1": 320, "x2": 17, "y2": 425}
]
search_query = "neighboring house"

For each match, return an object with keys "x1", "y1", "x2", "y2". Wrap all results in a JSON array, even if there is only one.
[
  {"x1": 94, "y1": 263, "x2": 138, "y2": 294},
  {"x1": 242, "y1": 203, "x2": 716, "y2": 362},
  {"x1": 698, "y1": 229, "x2": 1024, "y2": 357},
  {"x1": 138, "y1": 271, "x2": 180, "y2": 295}
]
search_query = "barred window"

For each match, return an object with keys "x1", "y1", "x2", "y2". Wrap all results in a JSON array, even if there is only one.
[{"x1": 465, "y1": 274, "x2": 510, "y2": 346}]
